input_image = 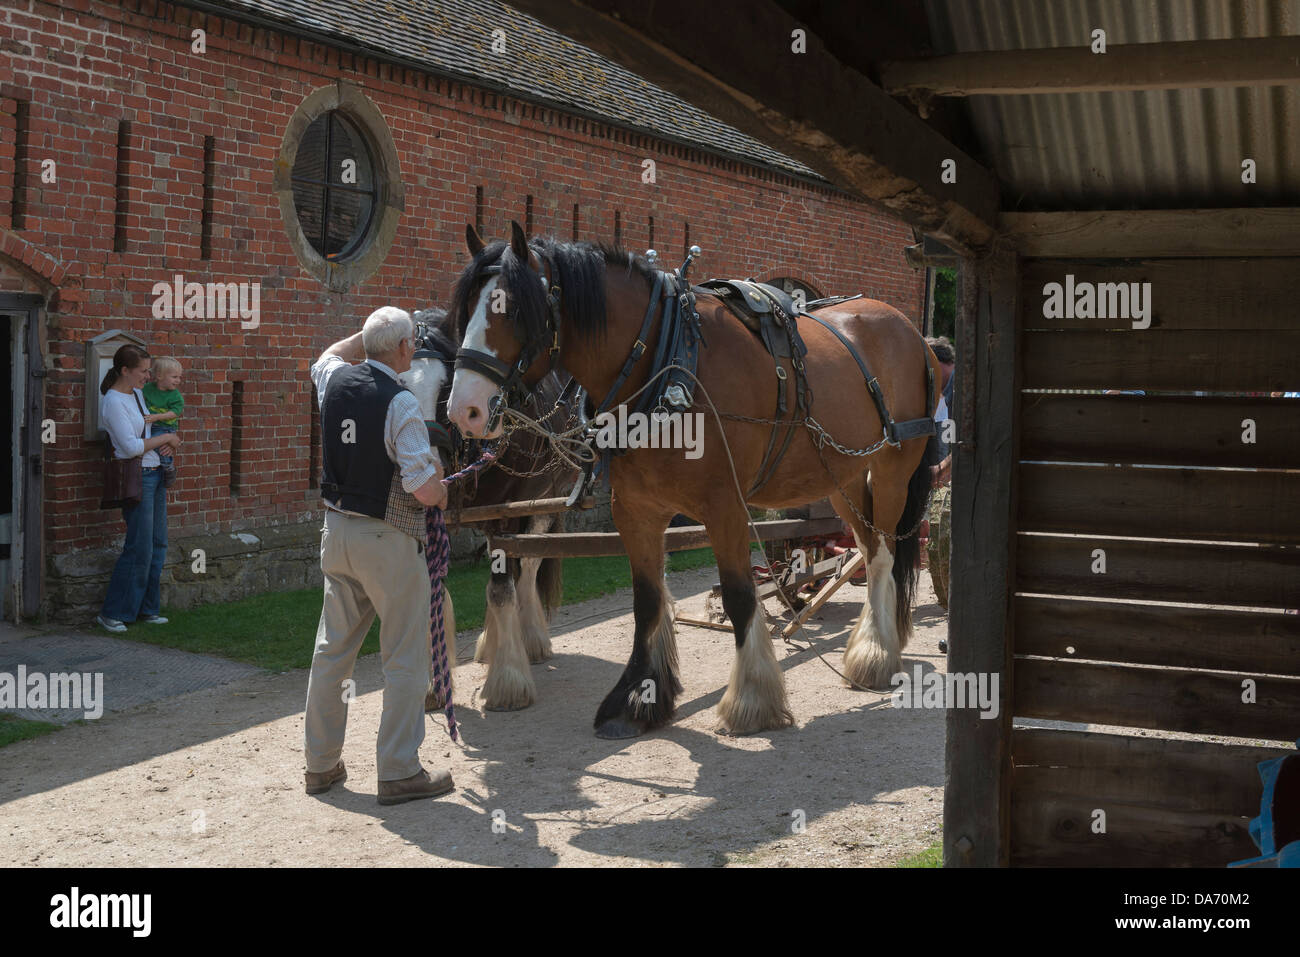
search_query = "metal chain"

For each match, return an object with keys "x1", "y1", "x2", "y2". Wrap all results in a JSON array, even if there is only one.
[{"x1": 486, "y1": 387, "x2": 586, "y2": 478}]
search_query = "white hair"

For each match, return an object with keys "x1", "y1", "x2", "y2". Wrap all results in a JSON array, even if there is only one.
[{"x1": 362, "y1": 306, "x2": 414, "y2": 357}]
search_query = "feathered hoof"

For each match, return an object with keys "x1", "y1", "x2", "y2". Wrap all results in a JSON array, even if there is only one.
[
  {"x1": 594, "y1": 716, "x2": 648, "y2": 739},
  {"x1": 473, "y1": 634, "x2": 492, "y2": 664},
  {"x1": 424, "y1": 688, "x2": 444, "y2": 713},
  {"x1": 715, "y1": 685, "x2": 794, "y2": 736},
  {"x1": 522, "y1": 629, "x2": 554, "y2": 664},
  {"x1": 843, "y1": 641, "x2": 901, "y2": 691},
  {"x1": 481, "y1": 664, "x2": 535, "y2": 712}
]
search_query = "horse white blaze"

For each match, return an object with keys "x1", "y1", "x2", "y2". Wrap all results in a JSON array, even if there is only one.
[
  {"x1": 447, "y1": 276, "x2": 505, "y2": 439},
  {"x1": 842, "y1": 534, "x2": 901, "y2": 688}
]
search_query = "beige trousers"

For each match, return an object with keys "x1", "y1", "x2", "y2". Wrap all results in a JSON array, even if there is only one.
[{"x1": 304, "y1": 509, "x2": 431, "y2": 781}]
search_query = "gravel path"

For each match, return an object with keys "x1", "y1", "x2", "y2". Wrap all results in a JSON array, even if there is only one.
[{"x1": 1, "y1": 568, "x2": 949, "y2": 867}]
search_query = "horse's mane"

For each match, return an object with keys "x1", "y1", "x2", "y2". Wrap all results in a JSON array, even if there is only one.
[
  {"x1": 447, "y1": 235, "x2": 657, "y2": 345},
  {"x1": 412, "y1": 306, "x2": 458, "y2": 363}
]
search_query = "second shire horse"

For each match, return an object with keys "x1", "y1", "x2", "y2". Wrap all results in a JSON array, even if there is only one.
[
  {"x1": 446, "y1": 223, "x2": 941, "y2": 738},
  {"x1": 405, "y1": 307, "x2": 582, "y2": 712}
]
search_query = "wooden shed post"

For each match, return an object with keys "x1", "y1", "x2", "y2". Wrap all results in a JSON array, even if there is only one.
[{"x1": 944, "y1": 250, "x2": 1021, "y2": 866}]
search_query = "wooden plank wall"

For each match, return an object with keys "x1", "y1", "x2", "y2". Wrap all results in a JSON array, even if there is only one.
[{"x1": 1011, "y1": 257, "x2": 1300, "y2": 867}]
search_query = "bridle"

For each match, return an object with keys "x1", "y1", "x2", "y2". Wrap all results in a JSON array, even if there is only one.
[
  {"x1": 452, "y1": 256, "x2": 564, "y2": 433},
  {"x1": 410, "y1": 321, "x2": 460, "y2": 462}
]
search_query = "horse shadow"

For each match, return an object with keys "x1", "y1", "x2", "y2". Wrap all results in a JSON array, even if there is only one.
[{"x1": 387, "y1": 611, "x2": 947, "y2": 866}]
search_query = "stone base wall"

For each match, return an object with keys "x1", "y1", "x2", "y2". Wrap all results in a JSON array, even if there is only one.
[
  {"x1": 46, "y1": 520, "x2": 325, "y2": 624},
  {"x1": 45, "y1": 492, "x2": 621, "y2": 623}
]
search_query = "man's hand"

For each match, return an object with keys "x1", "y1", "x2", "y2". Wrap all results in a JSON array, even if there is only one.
[
  {"x1": 413, "y1": 475, "x2": 448, "y2": 509},
  {"x1": 931, "y1": 454, "x2": 952, "y2": 488}
]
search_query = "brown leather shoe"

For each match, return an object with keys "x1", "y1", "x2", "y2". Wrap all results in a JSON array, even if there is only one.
[
  {"x1": 305, "y1": 760, "x2": 347, "y2": 795},
  {"x1": 377, "y1": 768, "x2": 454, "y2": 805}
]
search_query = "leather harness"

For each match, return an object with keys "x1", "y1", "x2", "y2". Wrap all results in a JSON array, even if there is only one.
[{"x1": 695, "y1": 279, "x2": 936, "y2": 497}]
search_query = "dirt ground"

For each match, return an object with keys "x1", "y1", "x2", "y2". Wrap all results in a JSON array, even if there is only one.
[{"x1": 0, "y1": 567, "x2": 949, "y2": 867}]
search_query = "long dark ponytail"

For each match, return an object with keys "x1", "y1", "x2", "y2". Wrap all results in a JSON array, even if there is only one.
[{"x1": 100, "y1": 344, "x2": 150, "y2": 395}]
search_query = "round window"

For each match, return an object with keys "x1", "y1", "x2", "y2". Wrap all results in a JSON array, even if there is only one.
[
  {"x1": 290, "y1": 111, "x2": 377, "y2": 261},
  {"x1": 274, "y1": 84, "x2": 405, "y2": 293}
]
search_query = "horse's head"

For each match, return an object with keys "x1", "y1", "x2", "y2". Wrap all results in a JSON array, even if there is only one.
[
  {"x1": 446, "y1": 221, "x2": 582, "y2": 439},
  {"x1": 405, "y1": 306, "x2": 459, "y2": 467}
]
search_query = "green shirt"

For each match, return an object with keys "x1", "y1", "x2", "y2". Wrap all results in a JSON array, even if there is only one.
[{"x1": 142, "y1": 382, "x2": 184, "y2": 427}]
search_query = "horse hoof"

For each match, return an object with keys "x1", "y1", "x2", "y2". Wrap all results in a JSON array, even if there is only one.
[
  {"x1": 484, "y1": 700, "x2": 529, "y2": 712},
  {"x1": 594, "y1": 717, "x2": 646, "y2": 739}
]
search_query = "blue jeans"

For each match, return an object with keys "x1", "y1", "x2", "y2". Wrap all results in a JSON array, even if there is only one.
[
  {"x1": 101, "y1": 467, "x2": 168, "y2": 622},
  {"x1": 153, "y1": 422, "x2": 177, "y2": 468}
]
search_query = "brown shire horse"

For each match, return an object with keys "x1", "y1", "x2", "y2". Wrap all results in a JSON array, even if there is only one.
[{"x1": 447, "y1": 223, "x2": 939, "y2": 738}]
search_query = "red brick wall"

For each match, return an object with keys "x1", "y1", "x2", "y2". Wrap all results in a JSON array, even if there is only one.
[{"x1": 3, "y1": 0, "x2": 925, "y2": 558}]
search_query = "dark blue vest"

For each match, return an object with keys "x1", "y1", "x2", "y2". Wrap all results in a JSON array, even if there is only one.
[{"x1": 320, "y1": 363, "x2": 406, "y2": 519}]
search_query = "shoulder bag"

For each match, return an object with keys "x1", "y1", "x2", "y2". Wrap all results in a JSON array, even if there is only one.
[{"x1": 100, "y1": 392, "x2": 147, "y2": 509}]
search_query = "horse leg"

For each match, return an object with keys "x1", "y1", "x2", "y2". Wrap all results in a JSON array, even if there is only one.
[
  {"x1": 480, "y1": 558, "x2": 535, "y2": 710},
  {"x1": 473, "y1": 579, "x2": 497, "y2": 664},
  {"x1": 593, "y1": 500, "x2": 680, "y2": 738},
  {"x1": 713, "y1": 507, "x2": 794, "y2": 734},
  {"x1": 833, "y1": 467, "x2": 907, "y2": 689},
  {"x1": 518, "y1": 514, "x2": 554, "y2": 663}
]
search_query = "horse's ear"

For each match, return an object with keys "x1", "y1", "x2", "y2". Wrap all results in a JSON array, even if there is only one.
[
  {"x1": 465, "y1": 223, "x2": 485, "y2": 256},
  {"x1": 510, "y1": 220, "x2": 529, "y2": 258}
]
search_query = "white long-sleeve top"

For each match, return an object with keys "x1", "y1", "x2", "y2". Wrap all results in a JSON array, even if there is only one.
[
  {"x1": 309, "y1": 355, "x2": 440, "y2": 493},
  {"x1": 101, "y1": 388, "x2": 159, "y2": 468}
]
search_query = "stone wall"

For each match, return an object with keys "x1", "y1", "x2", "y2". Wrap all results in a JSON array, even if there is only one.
[{"x1": 47, "y1": 518, "x2": 324, "y2": 624}]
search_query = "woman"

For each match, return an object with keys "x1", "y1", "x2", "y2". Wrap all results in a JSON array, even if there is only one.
[{"x1": 95, "y1": 344, "x2": 181, "y2": 633}]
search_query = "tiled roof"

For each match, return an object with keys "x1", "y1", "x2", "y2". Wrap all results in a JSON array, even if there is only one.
[{"x1": 194, "y1": 0, "x2": 821, "y2": 180}]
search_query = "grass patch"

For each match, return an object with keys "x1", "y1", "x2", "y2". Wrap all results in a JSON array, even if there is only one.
[
  {"x1": 896, "y1": 842, "x2": 943, "y2": 868},
  {"x1": 116, "y1": 547, "x2": 717, "y2": 672},
  {"x1": 0, "y1": 713, "x2": 64, "y2": 749}
]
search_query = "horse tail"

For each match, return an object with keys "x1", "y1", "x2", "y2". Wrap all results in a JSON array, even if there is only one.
[
  {"x1": 538, "y1": 555, "x2": 564, "y2": 619},
  {"x1": 892, "y1": 445, "x2": 933, "y2": 648}
]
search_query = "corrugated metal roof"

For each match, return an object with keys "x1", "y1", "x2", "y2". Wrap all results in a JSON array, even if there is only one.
[
  {"x1": 195, "y1": 0, "x2": 821, "y2": 180},
  {"x1": 923, "y1": 0, "x2": 1300, "y2": 210}
]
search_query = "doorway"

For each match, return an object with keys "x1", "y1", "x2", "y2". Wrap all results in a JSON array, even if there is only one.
[{"x1": 0, "y1": 293, "x2": 43, "y2": 621}]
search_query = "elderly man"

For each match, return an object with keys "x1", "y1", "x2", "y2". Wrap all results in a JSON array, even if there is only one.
[{"x1": 304, "y1": 306, "x2": 453, "y2": 805}]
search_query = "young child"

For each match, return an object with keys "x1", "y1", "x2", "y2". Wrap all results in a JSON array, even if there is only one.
[{"x1": 143, "y1": 357, "x2": 184, "y2": 484}]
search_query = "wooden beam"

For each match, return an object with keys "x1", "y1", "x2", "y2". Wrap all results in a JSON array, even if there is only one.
[
  {"x1": 490, "y1": 516, "x2": 845, "y2": 558},
  {"x1": 882, "y1": 36, "x2": 1300, "y2": 97},
  {"x1": 945, "y1": 250, "x2": 1021, "y2": 867},
  {"x1": 1003, "y1": 208, "x2": 1300, "y2": 258},
  {"x1": 505, "y1": 0, "x2": 1000, "y2": 254},
  {"x1": 781, "y1": 549, "x2": 864, "y2": 637},
  {"x1": 675, "y1": 616, "x2": 735, "y2": 633},
  {"x1": 444, "y1": 495, "x2": 594, "y2": 527}
]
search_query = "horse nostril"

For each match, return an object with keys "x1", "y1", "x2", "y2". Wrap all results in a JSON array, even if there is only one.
[{"x1": 468, "y1": 407, "x2": 481, "y2": 421}]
